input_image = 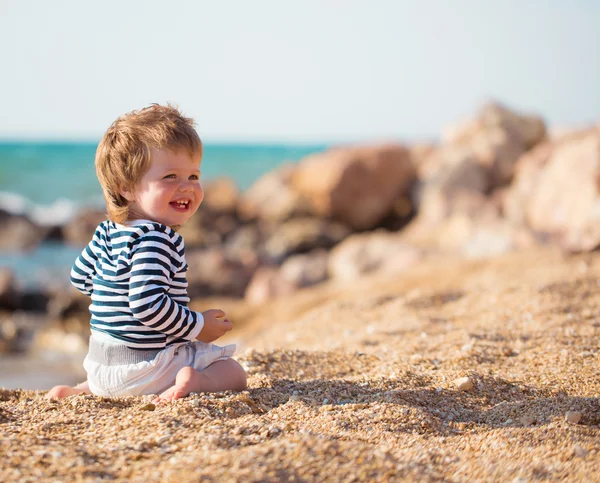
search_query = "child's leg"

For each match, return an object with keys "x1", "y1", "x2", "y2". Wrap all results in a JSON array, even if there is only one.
[
  {"x1": 46, "y1": 380, "x2": 91, "y2": 399},
  {"x1": 154, "y1": 359, "x2": 247, "y2": 403}
]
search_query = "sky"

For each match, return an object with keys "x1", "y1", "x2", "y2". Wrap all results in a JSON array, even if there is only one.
[{"x1": 0, "y1": 0, "x2": 598, "y2": 143}]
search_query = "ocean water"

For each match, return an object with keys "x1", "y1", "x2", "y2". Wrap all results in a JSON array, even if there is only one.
[{"x1": 0, "y1": 141, "x2": 327, "y2": 288}]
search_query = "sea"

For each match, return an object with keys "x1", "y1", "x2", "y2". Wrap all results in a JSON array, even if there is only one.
[{"x1": 0, "y1": 141, "x2": 328, "y2": 290}]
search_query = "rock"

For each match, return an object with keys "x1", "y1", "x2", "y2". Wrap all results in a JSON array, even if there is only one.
[
  {"x1": 478, "y1": 101, "x2": 547, "y2": 150},
  {"x1": 239, "y1": 164, "x2": 310, "y2": 222},
  {"x1": 409, "y1": 143, "x2": 438, "y2": 179},
  {"x1": 502, "y1": 141, "x2": 554, "y2": 227},
  {"x1": 0, "y1": 270, "x2": 51, "y2": 314},
  {"x1": 155, "y1": 434, "x2": 171, "y2": 445},
  {"x1": 453, "y1": 376, "x2": 473, "y2": 391},
  {"x1": 47, "y1": 288, "x2": 91, "y2": 320},
  {"x1": 0, "y1": 210, "x2": 46, "y2": 251},
  {"x1": 440, "y1": 101, "x2": 547, "y2": 188},
  {"x1": 507, "y1": 127, "x2": 600, "y2": 251},
  {"x1": 520, "y1": 415, "x2": 535, "y2": 426},
  {"x1": 177, "y1": 212, "x2": 223, "y2": 249},
  {"x1": 261, "y1": 218, "x2": 350, "y2": 264},
  {"x1": 0, "y1": 269, "x2": 19, "y2": 311},
  {"x1": 244, "y1": 250, "x2": 330, "y2": 304},
  {"x1": 279, "y1": 250, "x2": 329, "y2": 289},
  {"x1": 186, "y1": 248, "x2": 255, "y2": 298},
  {"x1": 140, "y1": 403, "x2": 156, "y2": 411},
  {"x1": 201, "y1": 177, "x2": 239, "y2": 215},
  {"x1": 223, "y1": 225, "x2": 262, "y2": 265},
  {"x1": 20, "y1": 290, "x2": 50, "y2": 313},
  {"x1": 292, "y1": 144, "x2": 416, "y2": 230},
  {"x1": 565, "y1": 411, "x2": 582, "y2": 424},
  {"x1": 328, "y1": 231, "x2": 421, "y2": 281},
  {"x1": 415, "y1": 157, "x2": 490, "y2": 223},
  {"x1": 244, "y1": 267, "x2": 296, "y2": 305},
  {"x1": 61, "y1": 209, "x2": 106, "y2": 247}
]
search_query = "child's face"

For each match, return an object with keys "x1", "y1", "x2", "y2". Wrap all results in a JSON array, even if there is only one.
[{"x1": 122, "y1": 147, "x2": 204, "y2": 227}]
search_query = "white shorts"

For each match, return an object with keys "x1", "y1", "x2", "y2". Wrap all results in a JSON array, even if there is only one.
[{"x1": 83, "y1": 338, "x2": 236, "y2": 397}]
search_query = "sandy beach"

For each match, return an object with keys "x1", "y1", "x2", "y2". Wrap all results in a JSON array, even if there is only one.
[{"x1": 1, "y1": 246, "x2": 599, "y2": 481}]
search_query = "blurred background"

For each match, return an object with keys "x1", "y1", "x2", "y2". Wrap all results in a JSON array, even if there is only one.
[{"x1": 1, "y1": 0, "x2": 599, "y2": 389}]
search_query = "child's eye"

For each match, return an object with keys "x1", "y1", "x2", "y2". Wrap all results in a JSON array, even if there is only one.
[
  {"x1": 163, "y1": 174, "x2": 176, "y2": 179},
  {"x1": 189, "y1": 174, "x2": 200, "y2": 180}
]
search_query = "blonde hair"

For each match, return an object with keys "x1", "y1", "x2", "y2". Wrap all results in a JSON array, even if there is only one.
[{"x1": 95, "y1": 104, "x2": 202, "y2": 223}]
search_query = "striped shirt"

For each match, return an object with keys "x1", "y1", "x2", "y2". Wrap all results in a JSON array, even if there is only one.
[{"x1": 70, "y1": 220, "x2": 204, "y2": 350}]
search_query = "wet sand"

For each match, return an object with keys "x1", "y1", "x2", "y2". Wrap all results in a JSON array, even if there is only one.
[{"x1": 1, "y1": 247, "x2": 599, "y2": 481}]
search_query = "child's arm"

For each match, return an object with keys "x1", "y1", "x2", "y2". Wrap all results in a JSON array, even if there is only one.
[
  {"x1": 70, "y1": 240, "x2": 98, "y2": 296},
  {"x1": 127, "y1": 235, "x2": 205, "y2": 341}
]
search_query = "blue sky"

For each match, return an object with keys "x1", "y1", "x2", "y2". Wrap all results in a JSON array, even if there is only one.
[{"x1": 0, "y1": 0, "x2": 598, "y2": 142}]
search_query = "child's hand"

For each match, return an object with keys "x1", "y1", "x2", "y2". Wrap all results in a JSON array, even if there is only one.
[{"x1": 196, "y1": 309, "x2": 233, "y2": 343}]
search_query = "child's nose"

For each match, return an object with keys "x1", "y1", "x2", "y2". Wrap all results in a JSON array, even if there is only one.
[{"x1": 179, "y1": 180, "x2": 194, "y2": 192}]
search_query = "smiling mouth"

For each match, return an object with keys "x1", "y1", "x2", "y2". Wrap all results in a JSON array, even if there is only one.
[{"x1": 170, "y1": 200, "x2": 191, "y2": 211}]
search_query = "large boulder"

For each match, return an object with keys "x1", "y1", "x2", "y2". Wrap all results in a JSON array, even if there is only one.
[
  {"x1": 238, "y1": 164, "x2": 311, "y2": 223},
  {"x1": 505, "y1": 127, "x2": 600, "y2": 251},
  {"x1": 438, "y1": 101, "x2": 547, "y2": 188},
  {"x1": 409, "y1": 102, "x2": 548, "y2": 244},
  {"x1": 291, "y1": 144, "x2": 416, "y2": 230}
]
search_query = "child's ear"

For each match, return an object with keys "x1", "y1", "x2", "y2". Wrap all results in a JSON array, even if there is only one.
[{"x1": 119, "y1": 186, "x2": 136, "y2": 202}]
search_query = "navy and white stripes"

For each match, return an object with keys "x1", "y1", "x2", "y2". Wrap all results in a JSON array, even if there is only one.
[{"x1": 71, "y1": 221, "x2": 204, "y2": 349}]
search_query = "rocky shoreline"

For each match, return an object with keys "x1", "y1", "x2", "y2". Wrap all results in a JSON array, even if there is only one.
[
  {"x1": 1, "y1": 101, "x2": 600, "y2": 481},
  {"x1": 2, "y1": 101, "x2": 599, "y2": 357}
]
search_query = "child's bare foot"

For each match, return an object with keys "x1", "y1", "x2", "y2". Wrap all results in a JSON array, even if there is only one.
[
  {"x1": 46, "y1": 381, "x2": 90, "y2": 399},
  {"x1": 153, "y1": 360, "x2": 247, "y2": 404},
  {"x1": 154, "y1": 366, "x2": 200, "y2": 403}
]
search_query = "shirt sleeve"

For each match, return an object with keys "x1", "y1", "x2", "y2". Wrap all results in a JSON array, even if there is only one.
[
  {"x1": 70, "y1": 239, "x2": 98, "y2": 296},
  {"x1": 127, "y1": 232, "x2": 204, "y2": 341}
]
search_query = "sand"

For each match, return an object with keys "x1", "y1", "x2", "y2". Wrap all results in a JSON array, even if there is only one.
[{"x1": 1, "y1": 247, "x2": 599, "y2": 482}]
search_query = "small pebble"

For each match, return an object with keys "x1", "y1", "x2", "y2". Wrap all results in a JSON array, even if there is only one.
[
  {"x1": 565, "y1": 411, "x2": 582, "y2": 424},
  {"x1": 191, "y1": 399, "x2": 201, "y2": 408},
  {"x1": 453, "y1": 377, "x2": 473, "y2": 391},
  {"x1": 155, "y1": 434, "x2": 170, "y2": 445},
  {"x1": 520, "y1": 415, "x2": 535, "y2": 426},
  {"x1": 140, "y1": 403, "x2": 156, "y2": 411}
]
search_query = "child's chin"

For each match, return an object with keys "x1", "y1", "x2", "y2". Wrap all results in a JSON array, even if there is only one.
[{"x1": 168, "y1": 215, "x2": 191, "y2": 227}]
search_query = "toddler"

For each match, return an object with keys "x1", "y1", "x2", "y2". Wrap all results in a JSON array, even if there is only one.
[{"x1": 47, "y1": 104, "x2": 247, "y2": 402}]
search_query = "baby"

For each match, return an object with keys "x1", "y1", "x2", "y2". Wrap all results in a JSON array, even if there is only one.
[{"x1": 47, "y1": 104, "x2": 247, "y2": 402}]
